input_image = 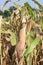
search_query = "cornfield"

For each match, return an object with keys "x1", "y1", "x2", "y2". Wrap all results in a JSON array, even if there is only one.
[{"x1": 0, "y1": 0, "x2": 43, "y2": 65}]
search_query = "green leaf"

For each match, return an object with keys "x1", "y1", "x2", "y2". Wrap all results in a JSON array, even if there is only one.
[
  {"x1": 19, "y1": 56, "x2": 24, "y2": 65},
  {"x1": 26, "y1": 34, "x2": 34, "y2": 47},
  {"x1": 10, "y1": 32, "x2": 16, "y2": 46},
  {"x1": 40, "y1": 18, "x2": 43, "y2": 30},
  {"x1": 24, "y1": 2, "x2": 32, "y2": 17},
  {"x1": 25, "y1": 35, "x2": 40, "y2": 56},
  {"x1": 27, "y1": 53, "x2": 32, "y2": 65}
]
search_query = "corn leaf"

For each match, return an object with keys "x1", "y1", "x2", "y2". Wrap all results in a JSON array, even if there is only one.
[
  {"x1": 26, "y1": 34, "x2": 34, "y2": 47},
  {"x1": 10, "y1": 32, "x2": 16, "y2": 46},
  {"x1": 27, "y1": 53, "x2": 32, "y2": 65},
  {"x1": 25, "y1": 35, "x2": 40, "y2": 56}
]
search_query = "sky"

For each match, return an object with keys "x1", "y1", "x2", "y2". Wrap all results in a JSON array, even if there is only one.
[{"x1": 0, "y1": 0, "x2": 43, "y2": 10}]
